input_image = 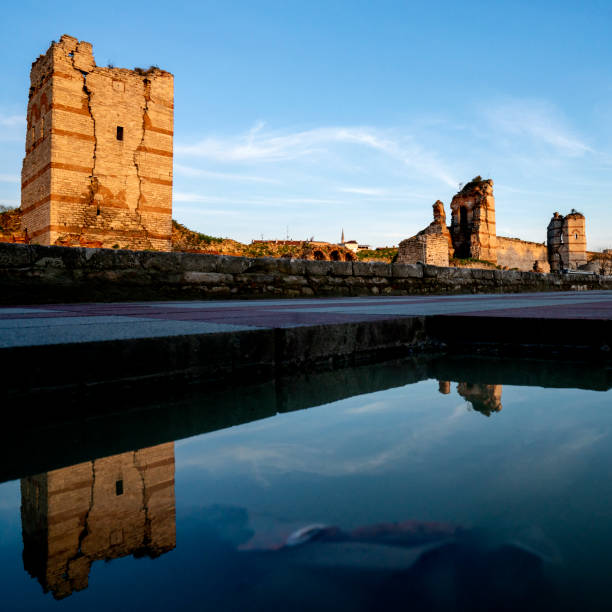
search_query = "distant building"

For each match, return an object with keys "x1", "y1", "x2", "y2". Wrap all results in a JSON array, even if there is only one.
[{"x1": 547, "y1": 210, "x2": 587, "y2": 271}]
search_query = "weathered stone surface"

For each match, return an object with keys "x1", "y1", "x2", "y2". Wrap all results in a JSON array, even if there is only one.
[
  {"x1": 0, "y1": 243, "x2": 611, "y2": 304},
  {"x1": 179, "y1": 253, "x2": 220, "y2": 272},
  {"x1": 450, "y1": 177, "x2": 497, "y2": 263},
  {"x1": 353, "y1": 261, "x2": 391, "y2": 277},
  {"x1": 217, "y1": 255, "x2": 252, "y2": 274},
  {"x1": 235, "y1": 273, "x2": 277, "y2": 285},
  {"x1": 304, "y1": 260, "x2": 333, "y2": 276},
  {"x1": 0, "y1": 243, "x2": 32, "y2": 267},
  {"x1": 497, "y1": 237, "x2": 549, "y2": 273},
  {"x1": 21, "y1": 35, "x2": 173, "y2": 251},
  {"x1": 397, "y1": 233, "x2": 449, "y2": 267},
  {"x1": 392, "y1": 263, "x2": 423, "y2": 278},
  {"x1": 281, "y1": 275, "x2": 309, "y2": 286},
  {"x1": 547, "y1": 210, "x2": 587, "y2": 271},
  {"x1": 183, "y1": 272, "x2": 233, "y2": 284},
  {"x1": 330, "y1": 261, "x2": 353, "y2": 276}
]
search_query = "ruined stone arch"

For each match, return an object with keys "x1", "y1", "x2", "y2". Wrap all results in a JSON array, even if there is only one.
[
  {"x1": 313, "y1": 250, "x2": 325, "y2": 260},
  {"x1": 330, "y1": 250, "x2": 341, "y2": 261}
]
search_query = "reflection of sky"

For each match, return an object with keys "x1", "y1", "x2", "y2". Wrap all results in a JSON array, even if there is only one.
[
  {"x1": 174, "y1": 380, "x2": 612, "y2": 536},
  {"x1": 0, "y1": 379, "x2": 612, "y2": 609}
]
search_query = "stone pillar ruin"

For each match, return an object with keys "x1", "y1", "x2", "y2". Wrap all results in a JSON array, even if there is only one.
[
  {"x1": 397, "y1": 200, "x2": 452, "y2": 266},
  {"x1": 449, "y1": 178, "x2": 497, "y2": 264},
  {"x1": 21, "y1": 35, "x2": 174, "y2": 250}
]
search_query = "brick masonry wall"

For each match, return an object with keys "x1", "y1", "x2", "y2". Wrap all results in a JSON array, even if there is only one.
[
  {"x1": 1, "y1": 243, "x2": 611, "y2": 304},
  {"x1": 21, "y1": 35, "x2": 173, "y2": 251},
  {"x1": 496, "y1": 236, "x2": 550, "y2": 272},
  {"x1": 397, "y1": 234, "x2": 449, "y2": 266}
]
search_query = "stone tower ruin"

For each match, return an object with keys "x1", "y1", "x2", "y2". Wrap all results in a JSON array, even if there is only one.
[
  {"x1": 21, "y1": 35, "x2": 173, "y2": 250},
  {"x1": 449, "y1": 177, "x2": 497, "y2": 264},
  {"x1": 547, "y1": 210, "x2": 587, "y2": 271}
]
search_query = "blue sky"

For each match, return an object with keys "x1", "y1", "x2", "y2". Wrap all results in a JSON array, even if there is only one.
[{"x1": 1, "y1": 0, "x2": 611, "y2": 249}]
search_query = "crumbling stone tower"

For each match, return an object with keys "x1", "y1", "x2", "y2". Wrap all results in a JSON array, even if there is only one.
[
  {"x1": 449, "y1": 177, "x2": 497, "y2": 264},
  {"x1": 21, "y1": 35, "x2": 173, "y2": 250},
  {"x1": 547, "y1": 210, "x2": 587, "y2": 271}
]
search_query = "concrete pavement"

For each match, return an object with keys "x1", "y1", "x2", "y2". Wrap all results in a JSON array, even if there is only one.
[{"x1": 2, "y1": 291, "x2": 611, "y2": 397}]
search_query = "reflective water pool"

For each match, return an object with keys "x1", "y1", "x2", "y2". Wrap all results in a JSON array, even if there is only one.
[{"x1": 1, "y1": 357, "x2": 611, "y2": 610}]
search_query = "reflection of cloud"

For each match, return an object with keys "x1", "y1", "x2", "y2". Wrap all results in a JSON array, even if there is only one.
[
  {"x1": 181, "y1": 399, "x2": 471, "y2": 480},
  {"x1": 554, "y1": 428, "x2": 607, "y2": 454},
  {"x1": 345, "y1": 401, "x2": 388, "y2": 415}
]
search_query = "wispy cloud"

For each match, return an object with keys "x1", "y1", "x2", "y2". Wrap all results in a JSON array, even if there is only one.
[
  {"x1": 484, "y1": 100, "x2": 592, "y2": 157},
  {"x1": 0, "y1": 174, "x2": 19, "y2": 183},
  {"x1": 174, "y1": 191, "x2": 344, "y2": 207},
  {"x1": 174, "y1": 163, "x2": 280, "y2": 184},
  {"x1": 337, "y1": 187, "x2": 386, "y2": 196},
  {"x1": 0, "y1": 114, "x2": 25, "y2": 128},
  {"x1": 176, "y1": 123, "x2": 458, "y2": 187}
]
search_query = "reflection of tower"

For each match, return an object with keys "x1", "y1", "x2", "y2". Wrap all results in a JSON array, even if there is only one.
[
  {"x1": 457, "y1": 383, "x2": 503, "y2": 416},
  {"x1": 438, "y1": 380, "x2": 451, "y2": 395},
  {"x1": 21, "y1": 443, "x2": 176, "y2": 600}
]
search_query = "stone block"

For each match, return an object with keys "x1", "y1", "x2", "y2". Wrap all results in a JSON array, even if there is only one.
[
  {"x1": 217, "y1": 256, "x2": 253, "y2": 274},
  {"x1": 304, "y1": 260, "x2": 332, "y2": 276},
  {"x1": 0, "y1": 243, "x2": 32, "y2": 268},
  {"x1": 353, "y1": 261, "x2": 391, "y2": 277},
  {"x1": 287, "y1": 259, "x2": 307, "y2": 275},
  {"x1": 330, "y1": 261, "x2": 353, "y2": 276},
  {"x1": 139, "y1": 251, "x2": 183, "y2": 273},
  {"x1": 470, "y1": 268, "x2": 495, "y2": 280},
  {"x1": 422, "y1": 265, "x2": 440, "y2": 279},
  {"x1": 245, "y1": 257, "x2": 284, "y2": 274},
  {"x1": 183, "y1": 272, "x2": 233, "y2": 285},
  {"x1": 235, "y1": 273, "x2": 278, "y2": 285},
  {"x1": 448, "y1": 267, "x2": 472, "y2": 281},
  {"x1": 281, "y1": 275, "x2": 308, "y2": 286},
  {"x1": 179, "y1": 253, "x2": 220, "y2": 273},
  {"x1": 392, "y1": 263, "x2": 423, "y2": 278}
]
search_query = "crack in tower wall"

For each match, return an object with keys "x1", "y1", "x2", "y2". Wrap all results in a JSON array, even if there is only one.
[{"x1": 20, "y1": 35, "x2": 173, "y2": 251}]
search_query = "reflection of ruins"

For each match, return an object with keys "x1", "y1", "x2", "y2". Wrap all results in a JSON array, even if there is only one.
[
  {"x1": 439, "y1": 380, "x2": 503, "y2": 416},
  {"x1": 20, "y1": 443, "x2": 176, "y2": 600}
]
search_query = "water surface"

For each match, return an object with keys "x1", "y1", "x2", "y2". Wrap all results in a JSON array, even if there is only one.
[{"x1": 1, "y1": 357, "x2": 611, "y2": 610}]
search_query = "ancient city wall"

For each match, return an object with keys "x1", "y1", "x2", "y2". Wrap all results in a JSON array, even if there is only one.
[
  {"x1": 1, "y1": 243, "x2": 610, "y2": 304},
  {"x1": 496, "y1": 236, "x2": 550, "y2": 272}
]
